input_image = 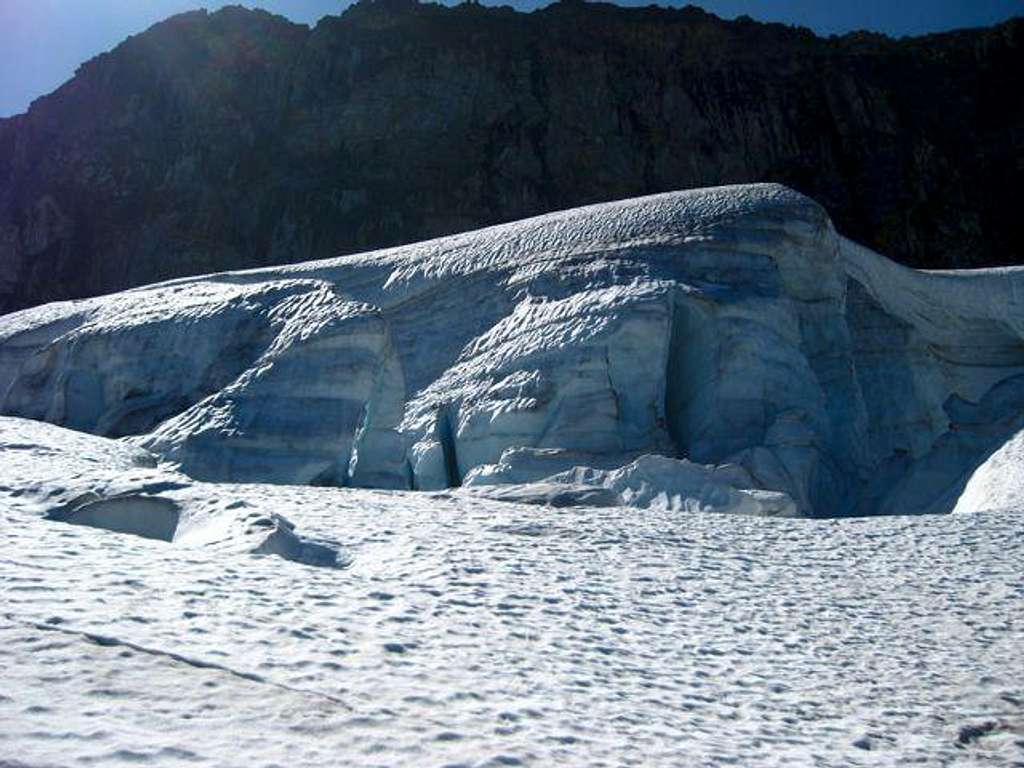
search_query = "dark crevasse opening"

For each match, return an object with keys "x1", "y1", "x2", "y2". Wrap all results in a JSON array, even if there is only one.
[
  {"x1": 664, "y1": 292, "x2": 719, "y2": 462},
  {"x1": 436, "y1": 405, "x2": 462, "y2": 488}
]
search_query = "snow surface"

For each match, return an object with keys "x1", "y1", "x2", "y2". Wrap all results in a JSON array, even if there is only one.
[
  {"x1": 1, "y1": 416, "x2": 1023, "y2": 766},
  {"x1": 0, "y1": 417, "x2": 349, "y2": 567}
]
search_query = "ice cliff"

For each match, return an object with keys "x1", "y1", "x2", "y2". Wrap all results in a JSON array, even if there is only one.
[{"x1": 2, "y1": 184, "x2": 1022, "y2": 518}]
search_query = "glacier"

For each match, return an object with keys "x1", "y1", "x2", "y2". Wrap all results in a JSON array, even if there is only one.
[
  {"x1": 2, "y1": 184, "x2": 1024, "y2": 767},
  {"x1": 3, "y1": 183, "x2": 1022, "y2": 519}
]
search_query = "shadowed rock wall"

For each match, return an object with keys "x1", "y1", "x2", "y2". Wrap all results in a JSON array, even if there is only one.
[{"x1": 0, "y1": 1, "x2": 1021, "y2": 313}]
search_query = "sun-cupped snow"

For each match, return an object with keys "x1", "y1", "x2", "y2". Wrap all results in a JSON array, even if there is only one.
[
  {"x1": 2, "y1": 183, "x2": 1024, "y2": 516},
  {"x1": 2, "y1": 429, "x2": 1023, "y2": 767}
]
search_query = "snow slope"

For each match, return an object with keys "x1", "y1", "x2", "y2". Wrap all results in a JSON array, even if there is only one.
[
  {"x1": 0, "y1": 417, "x2": 348, "y2": 567},
  {"x1": 3, "y1": 184, "x2": 1023, "y2": 516},
  {"x1": 1, "y1": 416, "x2": 1022, "y2": 767}
]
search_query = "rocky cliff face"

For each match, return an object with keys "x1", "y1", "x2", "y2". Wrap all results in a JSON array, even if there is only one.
[{"x1": 0, "y1": 1, "x2": 1021, "y2": 313}]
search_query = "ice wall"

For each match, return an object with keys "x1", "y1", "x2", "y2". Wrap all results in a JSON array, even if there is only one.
[{"x1": 3, "y1": 184, "x2": 1022, "y2": 517}]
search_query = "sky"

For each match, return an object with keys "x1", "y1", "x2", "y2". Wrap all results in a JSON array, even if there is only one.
[{"x1": 0, "y1": 0, "x2": 1021, "y2": 118}]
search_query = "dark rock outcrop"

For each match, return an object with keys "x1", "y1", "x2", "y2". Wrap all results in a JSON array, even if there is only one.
[{"x1": 0, "y1": 1, "x2": 1021, "y2": 313}]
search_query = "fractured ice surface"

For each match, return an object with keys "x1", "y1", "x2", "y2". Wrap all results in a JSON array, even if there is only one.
[
  {"x1": 462, "y1": 453, "x2": 796, "y2": 517},
  {"x1": 2, "y1": 184, "x2": 1023, "y2": 517}
]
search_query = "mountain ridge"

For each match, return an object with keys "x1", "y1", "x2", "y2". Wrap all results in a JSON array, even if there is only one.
[{"x1": 0, "y1": 1, "x2": 1021, "y2": 313}]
